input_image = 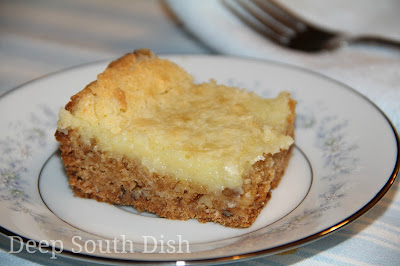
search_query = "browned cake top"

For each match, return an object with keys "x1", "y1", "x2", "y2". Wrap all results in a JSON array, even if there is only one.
[{"x1": 57, "y1": 49, "x2": 295, "y2": 192}]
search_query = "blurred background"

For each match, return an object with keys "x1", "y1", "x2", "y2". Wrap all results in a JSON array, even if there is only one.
[{"x1": 0, "y1": 0, "x2": 210, "y2": 92}]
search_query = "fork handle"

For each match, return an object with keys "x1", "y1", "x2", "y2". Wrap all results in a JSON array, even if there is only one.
[
  {"x1": 329, "y1": 34, "x2": 400, "y2": 50},
  {"x1": 352, "y1": 36, "x2": 400, "y2": 49}
]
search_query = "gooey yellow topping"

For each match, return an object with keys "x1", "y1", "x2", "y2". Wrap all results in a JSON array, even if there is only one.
[{"x1": 57, "y1": 51, "x2": 294, "y2": 192}]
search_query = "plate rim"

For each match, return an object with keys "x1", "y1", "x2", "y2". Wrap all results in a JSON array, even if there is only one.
[{"x1": 0, "y1": 54, "x2": 398, "y2": 264}]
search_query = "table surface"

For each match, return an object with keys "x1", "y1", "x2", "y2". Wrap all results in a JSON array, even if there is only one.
[{"x1": 0, "y1": 0, "x2": 399, "y2": 265}]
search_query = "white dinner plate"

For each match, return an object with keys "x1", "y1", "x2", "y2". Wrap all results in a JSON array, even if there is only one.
[{"x1": 0, "y1": 55, "x2": 398, "y2": 264}]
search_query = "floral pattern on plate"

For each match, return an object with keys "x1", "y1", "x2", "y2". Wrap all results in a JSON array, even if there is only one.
[{"x1": 0, "y1": 56, "x2": 397, "y2": 262}]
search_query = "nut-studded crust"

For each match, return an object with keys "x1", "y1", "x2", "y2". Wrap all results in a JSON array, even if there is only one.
[{"x1": 55, "y1": 129, "x2": 293, "y2": 228}]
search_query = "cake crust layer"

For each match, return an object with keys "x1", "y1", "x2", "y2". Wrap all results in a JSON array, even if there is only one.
[{"x1": 55, "y1": 129, "x2": 293, "y2": 228}]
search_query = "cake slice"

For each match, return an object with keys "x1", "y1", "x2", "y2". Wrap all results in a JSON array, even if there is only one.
[{"x1": 55, "y1": 49, "x2": 296, "y2": 228}]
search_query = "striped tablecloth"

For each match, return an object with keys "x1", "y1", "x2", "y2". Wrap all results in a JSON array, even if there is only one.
[{"x1": 0, "y1": 0, "x2": 399, "y2": 265}]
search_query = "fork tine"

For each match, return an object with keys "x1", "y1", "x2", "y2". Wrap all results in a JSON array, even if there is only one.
[
  {"x1": 236, "y1": 0, "x2": 294, "y2": 37},
  {"x1": 223, "y1": 0, "x2": 339, "y2": 52},
  {"x1": 223, "y1": 0, "x2": 290, "y2": 44},
  {"x1": 251, "y1": 0, "x2": 306, "y2": 32}
]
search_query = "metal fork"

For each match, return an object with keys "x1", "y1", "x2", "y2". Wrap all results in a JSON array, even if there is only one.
[{"x1": 223, "y1": 0, "x2": 400, "y2": 52}]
